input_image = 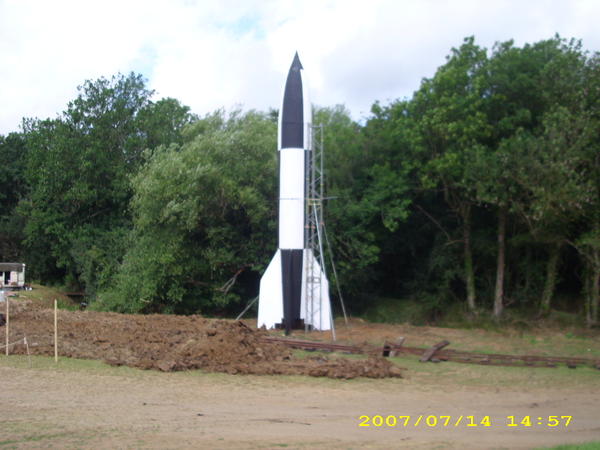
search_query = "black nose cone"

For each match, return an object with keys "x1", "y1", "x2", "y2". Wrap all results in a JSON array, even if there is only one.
[{"x1": 281, "y1": 52, "x2": 304, "y2": 149}]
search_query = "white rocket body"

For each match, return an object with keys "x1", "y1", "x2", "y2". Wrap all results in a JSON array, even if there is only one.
[{"x1": 258, "y1": 53, "x2": 332, "y2": 333}]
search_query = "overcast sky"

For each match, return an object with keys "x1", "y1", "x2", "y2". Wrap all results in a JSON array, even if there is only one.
[{"x1": 1, "y1": 0, "x2": 599, "y2": 134}]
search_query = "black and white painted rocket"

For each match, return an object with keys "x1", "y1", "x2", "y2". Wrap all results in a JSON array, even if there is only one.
[{"x1": 258, "y1": 52, "x2": 332, "y2": 334}]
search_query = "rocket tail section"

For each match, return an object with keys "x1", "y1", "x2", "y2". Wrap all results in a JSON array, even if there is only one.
[{"x1": 258, "y1": 248, "x2": 332, "y2": 331}]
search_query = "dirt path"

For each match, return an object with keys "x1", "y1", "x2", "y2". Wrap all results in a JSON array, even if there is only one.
[{"x1": 2, "y1": 360, "x2": 599, "y2": 449}]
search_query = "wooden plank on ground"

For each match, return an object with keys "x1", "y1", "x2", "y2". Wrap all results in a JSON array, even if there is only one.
[
  {"x1": 388, "y1": 337, "x2": 405, "y2": 357},
  {"x1": 420, "y1": 340, "x2": 450, "y2": 362}
]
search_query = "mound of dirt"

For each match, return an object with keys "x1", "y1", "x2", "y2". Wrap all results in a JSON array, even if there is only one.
[{"x1": 5, "y1": 300, "x2": 401, "y2": 379}]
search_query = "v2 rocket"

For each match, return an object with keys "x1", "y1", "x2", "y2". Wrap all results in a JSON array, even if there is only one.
[{"x1": 258, "y1": 52, "x2": 332, "y2": 334}]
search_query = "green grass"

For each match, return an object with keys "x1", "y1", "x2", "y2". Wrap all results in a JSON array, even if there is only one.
[
  {"x1": 0, "y1": 419, "x2": 105, "y2": 448},
  {"x1": 360, "y1": 295, "x2": 594, "y2": 334},
  {"x1": 7, "y1": 283, "x2": 80, "y2": 310},
  {"x1": 362, "y1": 297, "x2": 433, "y2": 325},
  {"x1": 389, "y1": 353, "x2": 600, "y2": 390},
  {"x1": 441, "y1": 331, "x2": 600, "y2": 358},
  {"x1": 0, "y1": 354, "x2": 152, "y2": 378},
  {"x1": 351, "y1": 313, "x2": 600, "y2": 358},
  {"x1": 0, "y1": 431, "x2": 83, "y2": 447},
  {"x1": 538, "y1": 442, "x2": 600, "y2": 449}
]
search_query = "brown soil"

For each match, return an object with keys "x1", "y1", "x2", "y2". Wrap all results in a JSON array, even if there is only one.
[{"x1": 5, "y1": 300, "x2": 401, "y2": 379}]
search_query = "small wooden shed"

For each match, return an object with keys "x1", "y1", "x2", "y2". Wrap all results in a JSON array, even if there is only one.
[{"x1": 0, "y1": 263, "x2": 26, "y2": 289}]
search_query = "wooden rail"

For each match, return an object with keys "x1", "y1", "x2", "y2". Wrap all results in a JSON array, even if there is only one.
[{"x1": 262, "y1": 336, "x2": 600, "y2": 370}]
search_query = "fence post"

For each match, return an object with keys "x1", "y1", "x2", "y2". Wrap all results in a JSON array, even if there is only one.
[
  {"x1": 4, "y1": 293, "x2": 8, "y2": 356},
  {"x1": 54, "y1": 299, "x2": 58, "y2": 363}
]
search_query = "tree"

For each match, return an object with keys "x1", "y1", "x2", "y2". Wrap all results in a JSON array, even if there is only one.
[
  {"x1": 569, "y1": 51, "x2": 600, "y2": 326},
  {"x1": 316, "y1": 104, "x2": 415, "y2": 309},
  {"x1": 474, "y1": 37, "x2": 594, "y2": 317},
  {"x1": 21, "y1": 73, "x2": 194, "y2": 294},
  {"x1": 410, "y1": 36, "x2": 491, "y2": 311},
  {"x1": 137, "y1": 97, "x2": 197, "y2": 150},
  {"x1": 0, "y1": 132, "x2": 27, "y2": 261},
  {"x1": 97, "y1": 110, "x2": 277, "y2": 313}
]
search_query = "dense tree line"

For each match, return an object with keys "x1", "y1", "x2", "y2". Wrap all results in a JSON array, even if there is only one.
[{"x1": 0, "y1": 36, "x2": 598, "y2": 326}]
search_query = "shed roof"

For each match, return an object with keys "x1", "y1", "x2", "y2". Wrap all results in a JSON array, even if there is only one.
[{"x1": 0, "y1": 263, "x2": 25, "y2": 272}]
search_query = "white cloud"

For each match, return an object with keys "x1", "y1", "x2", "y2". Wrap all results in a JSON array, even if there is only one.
[{"x1": 1, "y1": 0, "x2": 599, "y2": 134}]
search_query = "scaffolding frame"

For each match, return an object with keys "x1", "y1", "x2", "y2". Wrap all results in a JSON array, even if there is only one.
[{"x1": 304, "y1": 124, "x2": 336, "y2": 339}]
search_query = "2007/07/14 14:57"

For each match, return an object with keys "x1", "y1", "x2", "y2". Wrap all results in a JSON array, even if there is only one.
[{"x1": 358, "y1": 415, "x2": 572, "y2": 428}]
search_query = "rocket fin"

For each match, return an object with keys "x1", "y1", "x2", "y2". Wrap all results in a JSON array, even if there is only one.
[
  {"x1": 300, "y1": 249, "x2": 332, "y2": 330},
  {"x1": 258, "y1": 250, "x2": 283, "y2": 329}
]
